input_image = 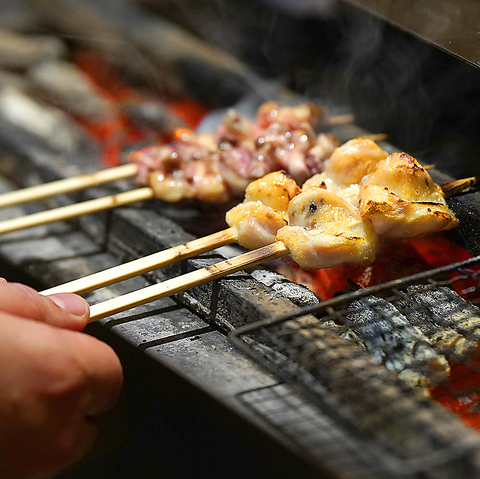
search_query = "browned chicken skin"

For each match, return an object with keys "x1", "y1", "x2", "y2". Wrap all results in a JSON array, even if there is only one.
[
  {"x1": 276, "y1": 188, "x2": 377, "y2": 269},
  {"x1": 359, "y1": 152, "x2": 459, "y2": 239},
  {"x1": 225, "y1": 171, "x2": 301, "y2": 249}
]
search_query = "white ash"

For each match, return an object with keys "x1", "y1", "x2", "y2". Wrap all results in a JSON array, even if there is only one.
[
  {"x1": 28, "y1": 61, "x2": 112, "y2": 120},
  {"x1": 251, "y1": 269, "x2": 319, "y2": 307},
  {"x1": 0, "y1": 28, "x2": 67, "y2": 70},
  {"x1": 0, "y1": 86, "x2": 83, "y2": 153}
]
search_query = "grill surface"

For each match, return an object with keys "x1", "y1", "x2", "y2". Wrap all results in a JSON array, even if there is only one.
[{"x1": 230, "y1": 257, "x2": 480, "y2": 477}]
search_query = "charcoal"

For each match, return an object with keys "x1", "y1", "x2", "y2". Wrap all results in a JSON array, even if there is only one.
[
  {"x1": 120, "y1": 99, "x2": 187, "y2": 134},
  {"x1": 0, "y1": 69, "x2": 29, "y2": 91},
  {"x1": 0, "y1": 0, "x2": 42, "y2": 32},
  {"x1": 392, "y1": 289, "x2": 478, "y2": 363},
  {"x1": 345, "y1": 295, "x2": 451, "y2": 387},
  {"x1": 0, "y1": 28, "x2": 67, "y2": 70},
  {"x1": 27, "y1": 61, "x2": 113, "y2": 120},
  {"x1": 279, "y1": 320, "x2": 480, "y2": 460},
  {"x1": 447, "y1": 192, "x2": 480, "y2": 255},
  {"x1": 250, "y1": 269, "x2": 320, "y2": 307},
  {"x1": 0, "y1": 86, "x2": 100, "y2": 162},
  {"x1": 405, "y1": 284, "x2": 480, "y2": 344}
]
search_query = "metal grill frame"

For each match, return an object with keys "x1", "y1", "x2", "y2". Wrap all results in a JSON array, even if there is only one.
[{"x1": 229, "y1": 255, "x2": 480, "y2": 476}]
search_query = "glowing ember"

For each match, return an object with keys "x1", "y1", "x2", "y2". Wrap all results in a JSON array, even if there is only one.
[
  {"x1": 430, "y1": 350, "x2": 480, "y2": 430},
  {"x1": 273, "y1": 234, "x2": 468, "y2": 301},
  {"x1": 274, "y1": 232, "x2": 480, "y2": 429},
  {"x1": 72, "y1": 49, "x2": 206, "y2": 165}
]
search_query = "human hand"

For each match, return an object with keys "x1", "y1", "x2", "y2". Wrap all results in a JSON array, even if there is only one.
[{"x1": 0, "y1": 280, "x2": 123, "y2": 479}]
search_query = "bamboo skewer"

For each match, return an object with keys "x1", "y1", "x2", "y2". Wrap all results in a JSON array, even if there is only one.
[
  {"x1": 441, "y1": 176, "x2": 476, "y2": 198},
  {"x1": 325, "y1": 113, "x2": 355, "y2": 125},
  {"x1": 85, "y1": 171, "x2": 475, "y2": 321},
  {"x1": 41, "y1": 227, "x2": 237, "y2": 295},
  {"x1": 0, "y1": 163, "x2": 138, "y2": 209},
  {"x1": 38, "y1": 175, "x2": 476, "y2": 297},
  {"x1": 0, "y1": 113, "x2": 352, "y2": 210},
  {"x1": 88, "y1": 241, "x2": 289, "y2": 322},
  {"x1": 0, "y1": 187, "x2": 154, "y2": 235}
]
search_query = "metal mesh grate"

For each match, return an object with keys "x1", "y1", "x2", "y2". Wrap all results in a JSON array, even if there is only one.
[
  {"x1": 230, "y1": 256, "x2": 480, "y2": 477},
  {"x1": 237, "y1": 383, "x2": 416, "y2": 479}
]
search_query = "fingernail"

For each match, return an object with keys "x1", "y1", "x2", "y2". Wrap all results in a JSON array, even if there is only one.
[{"x1": 49, "y1": 293, "x2": 90, "y2": 317}]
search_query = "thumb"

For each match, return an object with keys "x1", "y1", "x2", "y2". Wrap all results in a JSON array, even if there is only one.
[{"x1": 0, "y1": 280, "x2": 89, "y2": 330}]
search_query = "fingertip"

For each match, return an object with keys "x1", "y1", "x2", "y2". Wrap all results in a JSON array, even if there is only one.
[{"x1": 47, "y1": 293, "x2": 90, "y2": 329}]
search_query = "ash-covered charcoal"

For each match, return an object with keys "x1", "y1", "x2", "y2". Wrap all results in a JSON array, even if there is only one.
[
  {"x1": 27, "y1": 61, "x2": 113, "y2": 120},
  {"x1": 277, "y1": 320, "x2": 480, "y2": 460},
  {"x1": 0, "y1": 29, "x2": 67, "y2": 70},
  {"x1": 250, "y1": 269, "x2": 319, "y2": 307},
  {"x1": 120, "y1": 99, "x2": 188, "y2": 135},
  {"x1": 345, "y1": 295, "x2": 451, "y2": 388},
  {"x1": 404, "y1": 284, "x2": 480, "y2": 345},
  {"x1": 392, "y1": 290, "x2": 478, "y2": 363},
  {"x1": 0, "y1": 86, "x2": 99, "y2": 159},
  {"x1": 0, "y1": 69, "x2": 28, "y2": 91}
]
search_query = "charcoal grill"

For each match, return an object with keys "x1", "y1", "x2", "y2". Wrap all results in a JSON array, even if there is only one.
[
  {"x1": 2, "y1": 1, "x2": 480, "y2": 478},
  {"x1": 231, "y1": 257, "x2": 480, "y2": 478}
]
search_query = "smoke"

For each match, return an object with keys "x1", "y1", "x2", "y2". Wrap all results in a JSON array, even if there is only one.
[{"x1": 258, "y1": 0, "x2": 339, "y2": 18}]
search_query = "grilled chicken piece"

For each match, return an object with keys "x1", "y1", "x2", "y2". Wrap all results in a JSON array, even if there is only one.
[
  {"x1": 302, "y1": 176, "x2": 360, "y2": 207},
  {"x1": 256, "y1": 101, "x2": 326, "y2": 130},
  {"x1": 134, "y1": 101, "x2": 336, "y2": 204},
  {"x1": 276, "y1": 187, "x2": 377, "y2": 269},
  {"x1": 359, "y1": 152, "x2": 459, "y2": 238},
  {"x1": 225, "y1": 171, "x2": 301, "y2": 249},
  {"x1": 322, "y1": 137, "x2": 388, "y2": 186},
  {"x1": 302, "y1": 137, "x2": 387, "y2": 206},
  {"x1": 145, "y1": 133, "x2": 229, "y2": 203}
]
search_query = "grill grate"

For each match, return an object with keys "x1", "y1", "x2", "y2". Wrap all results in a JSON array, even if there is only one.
[
  {"x1": 230, "y1": 256, "x2": 480, "y2": 477},
  {"x1": 236, "y1": 383, "x2": 415, "y2": 479}
]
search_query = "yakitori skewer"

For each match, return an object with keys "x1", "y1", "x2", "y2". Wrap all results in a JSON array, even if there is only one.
[
  {"x1": 41, "y1": 170, "x2": 301, "y2": 294},
  {"x1": 0, "y1": 163, "x2": 138, "y2": 209},
  {"x1": 0, "y1": 187, "x2": 154, "y2": 235},
  {"x1": 0, "y1": 102, "x2": 348, "y2": 209},
  {"x1": 88, "y1": 241, "x2": 289, "y2": 321},
  {"x1": 39, "y1": 138, "x2": 476, "y2": 298}
]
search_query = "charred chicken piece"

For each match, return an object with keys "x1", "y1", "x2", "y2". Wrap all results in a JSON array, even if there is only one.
[
  {"x1": 225, "y1": 171, "x2": 301, "y2": 249},
  {"x1": 359, "y1": 152, "x2": 459, "y2": 238},
  {"x1": 276, "y1": 187, "x2": 377, "y2": 269}
]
